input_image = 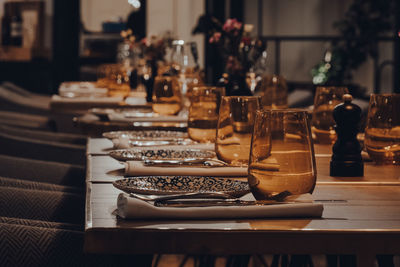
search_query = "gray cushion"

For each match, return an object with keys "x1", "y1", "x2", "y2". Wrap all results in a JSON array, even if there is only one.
[
  {"x1": 0, "y1": 132, "x2": 85, "y2": 165},
  {"x1": 0, "y1": 186, "x2": 84, "y2": 225},
  {"x1": 0, "y1": 176, "x2": 83, "y2": 195},
  {"x1": 0, "y1": 124, "x2": 86, "y2": 145},
  {"x1": 0, "y1": 154, "x2": 85, "y2": 187}
]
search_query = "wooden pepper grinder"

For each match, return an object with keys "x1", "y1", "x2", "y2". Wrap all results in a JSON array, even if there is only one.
[{"x1": 330, "y1": 94, "x2": 364, "y2": 177}]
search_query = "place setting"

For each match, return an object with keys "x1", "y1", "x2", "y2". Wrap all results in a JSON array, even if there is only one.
[{"x1": 108, "y1": 93, "x2": 324, "y2": 221}]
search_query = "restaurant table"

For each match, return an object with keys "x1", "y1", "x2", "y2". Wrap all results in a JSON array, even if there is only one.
[
  {"x1": 76, "y1": 114, "x2": 187, "y2": 137},
  {"x1": 85, "y1": 141, "x2": 400, "y2": 266}
]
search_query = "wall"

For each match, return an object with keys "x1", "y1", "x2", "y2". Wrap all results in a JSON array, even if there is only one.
[
  {"x1": 244, "y1": 0, "x2": 394, "y2": 93},
  {"x1": 147, "y1": 0, "x2": 205, "y2": 68},
  {"x1": 80, "y1": 0, "x2": 205, "y2": 67}
]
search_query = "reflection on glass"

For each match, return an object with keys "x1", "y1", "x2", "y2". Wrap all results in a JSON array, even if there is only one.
[
  {"x1": 97, "y1": 64, "x2": 131, "y2": 98},
  {"x1": 152, "y1": 75, "x2": 182, "y2": 115},
  {"x1": 248, "y1": 109, "x2": 316, "y2": 200},
  {"x1": 188, "y1": 86, "x2": 225, "y2": 143},
  {"x1": 259, "y1": 74, "x2": 288, "y2": 109},
  {"x1": 311, "y1": 86, "x2": 349, "y2": 144},
  {"x1": 215, "y1": 96, "x2": 261, "y2": 165},
  {"x1": 365, "y1": 93, "x2": 400, "y2": 165}
]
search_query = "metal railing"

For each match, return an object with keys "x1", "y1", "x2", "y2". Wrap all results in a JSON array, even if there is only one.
[{"x1": 259, "y1": 35, "x2": 397, "y2": 93}]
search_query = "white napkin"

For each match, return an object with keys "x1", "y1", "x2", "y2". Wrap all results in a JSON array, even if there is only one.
[
  {"x1": 116, "y1": 193, "x2": 324, "y2": 219},
  {"x1": 108, "y1": 112, "x2": 187, "y2": 123},
  {"x1": 125, "y1": 160, "x2": 248, "y2": 177},
  {"x1": 51, "y1": 94, "x2": 124, "y2": 104}
]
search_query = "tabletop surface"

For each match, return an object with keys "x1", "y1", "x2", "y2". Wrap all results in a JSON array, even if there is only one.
[{"x1": 84, "y1": 139, "x2": 400, "y2": 259}]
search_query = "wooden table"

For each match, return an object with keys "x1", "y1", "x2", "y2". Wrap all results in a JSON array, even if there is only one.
[{"x1": 85, "y1": 141, "x2": 400, "y2": 266}]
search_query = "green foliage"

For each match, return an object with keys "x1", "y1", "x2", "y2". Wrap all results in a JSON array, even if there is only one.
[{"x1": 312, "y1": 0, "x2": 396, "y2": 85}]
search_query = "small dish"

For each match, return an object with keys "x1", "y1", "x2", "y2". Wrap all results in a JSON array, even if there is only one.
[
  {"x1": 113, "y1": 176, "x2": 250, "y2": 197},
  {"x1": 103, "y1": 130, "x2": 188, "y2": 140},
  {"x1": 109, "y1": 148, "x2": 215, "y2": 161}
]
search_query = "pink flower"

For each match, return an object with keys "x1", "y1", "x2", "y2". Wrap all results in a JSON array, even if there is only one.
[
  {"x1": 223, "y1": 18, "x2": 242, "y2": 33},
  {"x1": 241, "y1": 36, "x2": 251, "y2": 46},
  {"x1": 209, "y1": 32, "x2": 221, "y2": 43}
]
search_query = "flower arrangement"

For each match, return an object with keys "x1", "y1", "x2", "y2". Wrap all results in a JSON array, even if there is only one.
[
  {"x1": 194, "y1": 16, "x2": 266, "y2": 76},
  {"x1": 120, "y1": 29, "x2": 172, "y2": 62}
]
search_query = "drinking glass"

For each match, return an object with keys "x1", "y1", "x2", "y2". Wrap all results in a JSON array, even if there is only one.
[
  {"x1": 107, "y1": 65, "x2": 131, "y2": 98},
  {"x1": 364, "y1": 93, "x2": 400, "y2": 164},
  {"x1": 248, "y1": 109, "x2": 317, "y2": 200},
  {"x1": 152, "y1": 75, "x2": 182, "y2": 115},
  {"x1": 215, "y1": 96, "x2": 261, "y2": 165},
  {"x1": 259, "y1": 74, "x2": 288, "y2": 109},
  {"x1": 188, "y1": 86, "x2": 225, "y2": 143},
  {"x1": 311, "y1": 86, "x2": 349, "y2": 144},
  {"x1": 96, "y1": 63, "x2": 115, "y2": 89}
]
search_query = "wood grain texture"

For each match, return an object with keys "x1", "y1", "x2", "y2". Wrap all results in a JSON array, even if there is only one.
[{"x1": 85, "y1": 140, "x2": 400, "y2": 266}]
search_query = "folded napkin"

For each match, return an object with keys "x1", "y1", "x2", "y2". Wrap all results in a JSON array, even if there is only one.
[
  {"x1": 125, "y1": 160, "x2": 248, "y2": 177},
  {"x1": 125, "y1": 96, "x2": 148, "y2": 105},
  {"x1": 116, "y1": 193, "x2": 324, "y2": 219},
  {"x1": 108, "y1": 112, "x2": 188, "y2": 123},
  {"x1": 51, "y1": 94, "x2": 124, "y2": 104}
]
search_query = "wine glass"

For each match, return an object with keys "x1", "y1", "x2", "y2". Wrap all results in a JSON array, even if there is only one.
[
  {"x1": 364, "y1": 93, "x2": 400, "y2": 164},
  {"x1": 311, "y1": 86, "x2": 349, "y2": 144},
  {"x1": 215, "y1": 96, "x2": 261, "y2": 165},
  {"x1": 248, "y1": 109, "x2": 317, "y2": 200}
]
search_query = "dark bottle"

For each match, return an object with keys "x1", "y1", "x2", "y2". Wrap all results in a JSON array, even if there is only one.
[
  {"x1": 10, "y1": 12, "x2": 23, "y2": 46},
  {"x1": 1, "y1": 14, "x2": 11, "y2": 46}
]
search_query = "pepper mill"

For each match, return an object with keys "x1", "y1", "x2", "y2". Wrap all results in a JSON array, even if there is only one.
[{"x1": 330, "y1": 94, "x2": 364, "y2": 177}]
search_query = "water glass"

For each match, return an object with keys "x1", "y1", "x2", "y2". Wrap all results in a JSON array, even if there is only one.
[
  {"x1": 259, "y1": 74, "x2": 288, "y2": 109},
  {"x1": 188, "y1": 86, "x2": 225, "y2": 143},
  {"x1": 248, "y1": 109, "x2": 317, "y2": 200},
  {"x1": 152, "y1": 75, "x2": 182, "y2": 115},
  {"x1": 215, "y1": 96, "x2": 261, "y2": 165},
  {"x1": 365, "y1": 93, "x2": 400, "y2": 164},
  {"x1": 107, "y1": 65, "x2": 131, "y2": 98},
  {"x1": 311, "y1": 86, "x2": 349, "y2": 144}
]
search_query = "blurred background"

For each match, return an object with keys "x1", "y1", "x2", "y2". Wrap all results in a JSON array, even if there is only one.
[{"x1": 0, "y1": 0, "x2": 398, "y2": 96}]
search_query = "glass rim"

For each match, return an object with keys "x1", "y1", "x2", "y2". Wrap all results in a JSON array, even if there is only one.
[
  {"x1": 256, "y1": 108, "x2": 310, "y2": 114},
  {"x1": 370, "y1": 93, "x2": 400, "y2": 97},
  {"x1": 222, "y1": 95, "x2": 261, "y2": 100},
  {"x1": 192, "y1": 85, "x2": 225, "y2": 90}
]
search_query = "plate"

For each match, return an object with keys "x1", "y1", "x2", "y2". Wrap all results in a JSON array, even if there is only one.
[
  {"x1": 113, "y1": 176, "x2": 250, "y2": 197},
  {"x1": 103, "y1": 130, "x2": 188, "y2": 140},
  {"x1": 109, "y1": 148, "x2": 215, "y2": 161},
  {"x1": 90, "y1": 108, "x2": 152, "y2": 121}
]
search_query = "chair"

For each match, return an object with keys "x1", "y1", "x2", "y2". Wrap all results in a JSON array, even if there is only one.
[
  {"x1": 0, "y1": 82, "x2": 51, "y2": 115},
  {"x1": 0, "y1": 186, "x2": 84, "y2": 225},
  {"x1": 0, "y1": 124, "x2": 86, "y2": 145},
  {"x1": 0, "y1": 176, "x2": 83, "y2": 195},
  {"x1": 0, "y1": 132, "x2": 86, "y2": 165},
  {"x1": 0, "y1": 154, "x2": 85, "y2": 187},
  {"x1": 0, "y1": 110, "x2": 55, "y2": 131}
]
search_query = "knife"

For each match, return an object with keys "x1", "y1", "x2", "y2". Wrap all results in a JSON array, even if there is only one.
[{"x1": 154, "y1": 199, "x2": 294, "y2": 207}]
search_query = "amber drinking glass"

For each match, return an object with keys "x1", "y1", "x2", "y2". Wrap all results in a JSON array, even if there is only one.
[
  {"x1": 311, "y1": 86, "x2": 349, "y2": 144},
  {"x1": 365, "y1": 94, "x2": 400, "y2": 164},
  {"x1": 215, "y1": 96, "x2": 261, "y2": 165},
  {"x1": 248, "y1": 109, "x2": 317, "y2": 200},
  {"x1": 188, "y1": 86, "x2": 225, "y2": 143},
  {"x1": 259, "y1": 74, "x2": 288, "y2": 109},
  {"x1": 107, "y1": 65, "x2": 131, "y2": 98},
  {"x1": 152, "y1": 75, "x2": 182, "y2": 115}
]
